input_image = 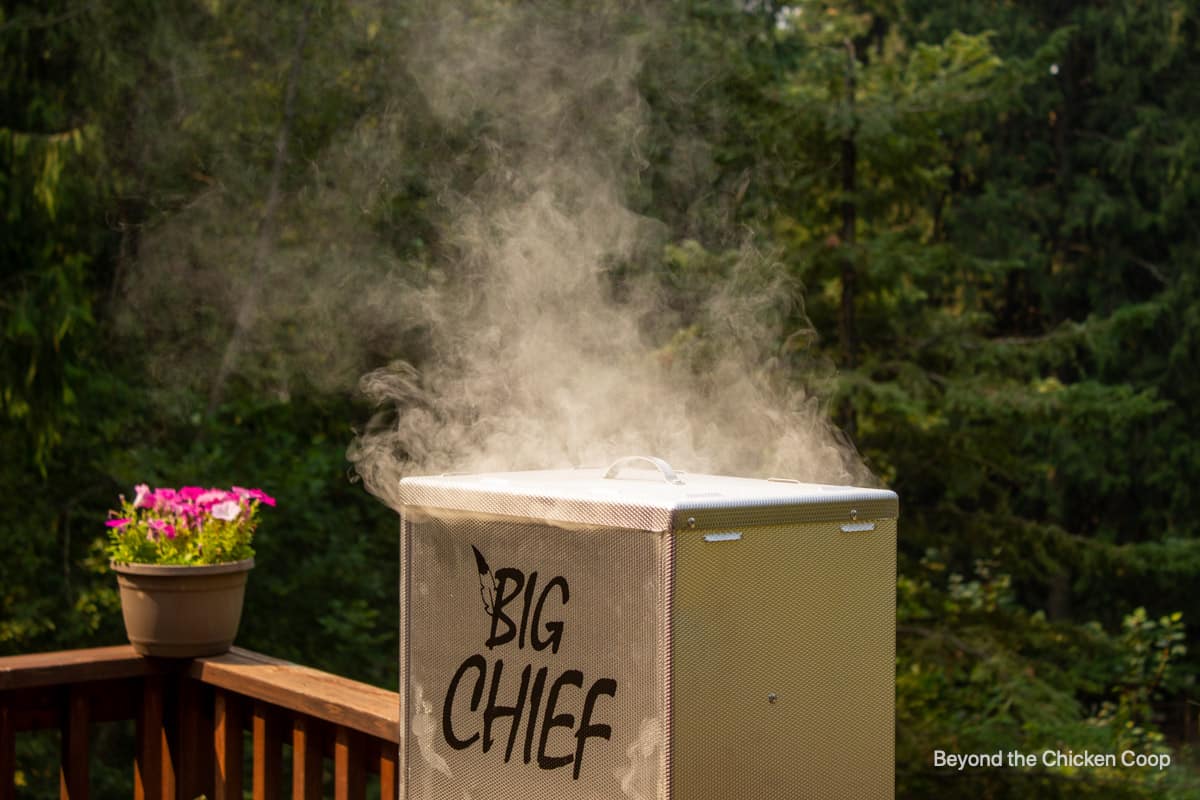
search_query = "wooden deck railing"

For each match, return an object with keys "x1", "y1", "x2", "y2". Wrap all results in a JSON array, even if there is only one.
[{"x1": 0, "y1": 646, "x2": 399, "y2": 800}]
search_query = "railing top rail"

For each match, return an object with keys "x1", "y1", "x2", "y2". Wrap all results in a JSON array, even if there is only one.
[
  {"x1": 0, "y1": 645, "x2": 399, "y2": 743},
  {"x1": 191, "y1": 648, "x2": 399, "y2": 743},
  {"x1": 0, "y1": 645, "x2": 171, "y2": 691}
]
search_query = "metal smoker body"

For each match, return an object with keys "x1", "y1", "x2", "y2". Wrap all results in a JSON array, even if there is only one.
[{"x1": 398, "y1": 457, "x2": 897, "y2": 800}]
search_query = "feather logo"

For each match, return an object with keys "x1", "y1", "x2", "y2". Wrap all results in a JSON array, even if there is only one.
[{"x1": 471, "y1": 545, "x2": 498, "y2": 616}]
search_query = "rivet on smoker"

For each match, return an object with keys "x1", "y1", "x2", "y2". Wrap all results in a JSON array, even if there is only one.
[{"x1": 687, "y1": 516, "x2": 696, "y2": 529}]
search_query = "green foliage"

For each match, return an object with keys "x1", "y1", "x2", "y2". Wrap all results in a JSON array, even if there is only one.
[{"x1": 898, "y1": 554, "x2": 1193, "y2": 797}]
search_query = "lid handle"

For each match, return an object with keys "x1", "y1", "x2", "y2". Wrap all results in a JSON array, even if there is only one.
[{"x1": 603, "y1": 456, "x2": 685, "y2": 485}]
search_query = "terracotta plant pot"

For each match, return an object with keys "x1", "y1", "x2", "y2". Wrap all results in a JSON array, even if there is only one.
[{"x1": 112, "y1": 558, "x2": 254, "y2": 658}]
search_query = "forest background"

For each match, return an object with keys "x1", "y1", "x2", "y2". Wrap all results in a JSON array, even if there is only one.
[{"x1": 3, "y1": 0, "x2": 1199, "y2": 797}]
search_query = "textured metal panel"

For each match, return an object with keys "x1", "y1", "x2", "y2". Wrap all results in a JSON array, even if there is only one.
[
  {"x1": 399, "y1": 469, "x2": 898, "y2": 534},
  {"x1": 671, "y1": 519, "x2": 896, "y2": 800},
  {"x1": 399, "y1": 517, "x2": 412, "y2": 795},
  {"x1": 401, "y1": 483, "x2": 674, "y2": 533},
  {"x1": 402, "y1": 514, "x2": 669, "y2": 800},
  {"x1": 674, "y1": 499, "x2": 897, "y2": 532}
]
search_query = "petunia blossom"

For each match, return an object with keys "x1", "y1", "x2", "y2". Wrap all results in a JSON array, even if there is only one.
[
  {"x1": 133, "y1": 484, "x2": 152, "y2": 509},
  {"x1": 197, "y1": 490, "x2": 227, "y2": 507},
  {"x1": 211, "y1": 500, "x2": 242, "y2": 521},
  {"x1": 106, "y1": 518, "x2": 131, "y2": 528}
]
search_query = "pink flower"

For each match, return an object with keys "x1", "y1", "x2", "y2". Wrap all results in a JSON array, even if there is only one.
[
  {"x1": 211, "y1": 500, "x2": 241, "y2": 521},
  {"x1": 197, "y1": 490, "x2": 227, "y2": 507},
  {"x1": 148, "y1": 519, "x2": 176, "y2": 539},
  {"x1": 179, "y1": 486, "x2": 205, "y2": 500},
  {"x1": 105, "y1": 518, "x2": 131, "y2": 528},
  {"x1": 133, "y1": 484, "x2": 152, "y2": 509},
  {"x1": 234, "y1": 486, "x2": 276, "y2": 507}
]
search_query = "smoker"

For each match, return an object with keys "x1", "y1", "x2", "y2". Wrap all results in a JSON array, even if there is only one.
[{"x1": 398, "y1": 456, "x2": 897, "y2": 800}]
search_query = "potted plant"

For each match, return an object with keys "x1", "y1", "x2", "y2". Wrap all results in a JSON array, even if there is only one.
[{"x1": 105, "y1": 484, "x2": 275, "y2": 657}]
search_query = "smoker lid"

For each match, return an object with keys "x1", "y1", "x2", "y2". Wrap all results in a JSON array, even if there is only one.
[{"x1": 398, "y1": 456, "x2": 898, "y2": 533}]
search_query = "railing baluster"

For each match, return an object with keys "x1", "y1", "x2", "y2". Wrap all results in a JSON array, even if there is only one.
[
  {"x1": 177, "y1": 677, "x2": 212, "y2": 800},
  {"x1": 136, "y1": 677, "x2": 163, "y2": 800},
  {"x1": 136, "y1": 676, "x2": 175, "y2": 800},
  {"x1": 378, "y1": 740, "x2": 398, "y2": 800},
  {"x1": 60, "y1": 687, "x2": 90, "y2": 800},
  {"x1": 213, "y1": 690, "x2": 242, "y2": 800},
  {"x1": 1, "y1": 694, "x2": 16, "y2": 800},
  {"x1": 291, "y1": 716, "x2": 322, "y2": 800},
  {"x1": 333, "y1": 727, "x2": 364, "y2": 800},
  {"x1": 252, "y1": 703, "x2": 281, "y2": 800},
  {"x1": 161, "y1": 681, "x2": 177, "y2": 800}
]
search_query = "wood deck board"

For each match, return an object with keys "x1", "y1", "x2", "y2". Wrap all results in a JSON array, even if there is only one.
[
  {"x1": 190, "y1": 648, "x2": 398, "y2": 743},
  {"x1": 0, "y1": 646, "x2": 172, "y2": 691}
]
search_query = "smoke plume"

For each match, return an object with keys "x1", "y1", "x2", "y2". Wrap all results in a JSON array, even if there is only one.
[{"x1": 345, "y1": 2, "x2": 873, "y2": 509}]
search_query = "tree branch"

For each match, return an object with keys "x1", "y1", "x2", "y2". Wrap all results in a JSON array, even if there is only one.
[
  {"x1": 0, "y1": 5, "x2": 92, "y2": 34},
  {"x1": 897, "y1": 624, "x2": 991, "y2": 659},
  {"x1": 206, "y1": 3, "x2": 314, "y2": 419}
]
